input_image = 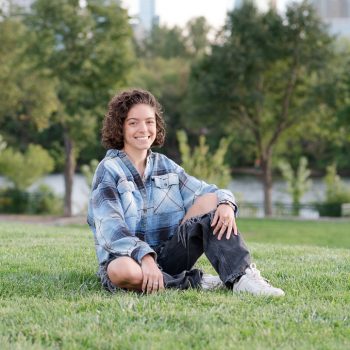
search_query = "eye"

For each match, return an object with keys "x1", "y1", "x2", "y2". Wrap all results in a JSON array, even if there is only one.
[
  {"x1": 129, "y1": 121, "x2": 136, "y2": 126},
  {"x1": 147, "y1": 120, "x2": 155, "y2": 124}
]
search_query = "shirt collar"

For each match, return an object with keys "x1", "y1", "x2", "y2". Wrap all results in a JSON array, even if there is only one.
[{"x1": 106, "y1": 148, "x2": 153, "y2": 160}]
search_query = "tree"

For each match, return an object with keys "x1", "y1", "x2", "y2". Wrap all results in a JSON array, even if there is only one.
[
  {"x1": 139, "y1": 24, "x2": 188, "y2": 59},
  {"x1": 25, "y1": 0, "x2": 134, "y2": 216},
  {"x1": 185, "y1": 17, "x2": 211, "y2": 58},
  {"x1": 187, "y1": 1, "x2": 333, "y2": 215},
  {"x1": 0, "y1": 15, "x2": 59, "y2": 148}
]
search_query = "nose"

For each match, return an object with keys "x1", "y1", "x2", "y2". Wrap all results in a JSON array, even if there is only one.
[{"x1": 138, "y1": 121, "x2": 148, "y2": 132}]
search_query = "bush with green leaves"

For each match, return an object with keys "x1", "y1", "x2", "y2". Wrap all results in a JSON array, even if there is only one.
[
  {"x1": 28, "y1": 184, "x2": 63, "y2": 215},
  {"x1": 0, "y1": 144, "x2": 54, "y2": 191},
  {"x1": 0, "y1": 185, "x2": 63, "y2": 215},
  {"x1": 176, "y1": 130, "x2": 231, "y2": 188},
  {"x1": 81, "y1": 159, "x2": 99, "y2": 188},
  {"x1": 278, "y1": 157, "x2": 312, "y2": 216},
  {"x1": 316, "y1": 164, "x2": 350, "y2": 217},
  {"x1": 0, "y1": 144, "x2": 60, "y2": 214}
]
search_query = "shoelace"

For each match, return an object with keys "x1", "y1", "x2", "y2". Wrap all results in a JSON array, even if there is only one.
[{"x1": 246, "y1": 263, "x2": 273, "y2": 289}]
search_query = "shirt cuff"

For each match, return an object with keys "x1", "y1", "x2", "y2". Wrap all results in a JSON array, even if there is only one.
[{"x1": 131, "y1": 244, "x2": 157, "y2": 264}]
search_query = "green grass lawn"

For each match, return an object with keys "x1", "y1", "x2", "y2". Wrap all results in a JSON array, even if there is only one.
[{"x1": 1, "y1": 219, "x2": 349, "y2": 349}]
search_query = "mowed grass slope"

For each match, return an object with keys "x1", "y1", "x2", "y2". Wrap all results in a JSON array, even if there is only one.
[{"x1": 0, "y1": 220, "x2": 349, "y2": 350}]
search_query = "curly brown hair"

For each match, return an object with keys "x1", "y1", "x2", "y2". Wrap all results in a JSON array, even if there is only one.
[{"x1": 101, "y1": 89, "x2": 166, "y2": 150}]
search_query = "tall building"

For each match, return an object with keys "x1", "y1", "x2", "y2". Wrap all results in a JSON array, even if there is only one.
[
  {"x1": 311, "y1": 0, "x2": 350, "y2": 37},
  {"x1": 139, "y1": 0, "x2": 156, "y2": 32},
  {"x1": 235, "y1": 0, "x2": 277, "y2": 11}
]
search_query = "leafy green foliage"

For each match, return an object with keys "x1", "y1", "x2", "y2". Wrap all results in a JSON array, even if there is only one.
[
  {"x1": 28, "y1": 184, "x2": 63, "y2": 215},
  {"x1": 278, "y1": 157, "x2": 312, "y2": 215},
  {"x1": 177, "y1": 130, "x2": 231, "y2": 188},
  {"x1": 316, "y1": 164, "x2": 350, "y2": 217},
  {"x1": 0, "y1": 16, "x2": 59, "y2": 146},
  {"x1": 187, "y1": 1, "x2": 333, "y2": 215},
  {"x1": 325, "y1": 164, "x2": 350, "y2": 204},
  {"x1": 81, "y1": 159, "x2": 99, "y2": 188},
  {"x1": 24, "y1": 0, "x2": 134, "y2": 215},
  {"x1": 0, "y1": 144, "x2": 54, "y2": 190},
  {"x1": 0, "y1": 185, "x2": 63, "y2": 215}
]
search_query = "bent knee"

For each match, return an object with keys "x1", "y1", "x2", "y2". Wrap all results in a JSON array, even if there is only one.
[{"x1": 107, "y1": 257, "x2": 143, "y2": 287}]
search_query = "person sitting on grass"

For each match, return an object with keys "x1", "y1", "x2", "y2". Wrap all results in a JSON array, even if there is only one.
[{"x1": 87, "y1": 88, "x2": 285, "y2": 296}]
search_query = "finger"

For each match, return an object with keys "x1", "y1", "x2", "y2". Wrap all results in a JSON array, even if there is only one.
[
  {"x1": 159, "y1": 275, "x2": 165, "y2": 291},
  {"x1": 217, "y1": 222, "x2": 227, "y2": 240},
  {"x1": 211, "y1": 209, "x2": 219, "y2": 227},
  {"x1": 233, "y1": 219, "x2": 238, "y2": 236},
  {"x1": 153, "y1": 278, "x2": 161, "y2": 293},
  {"x1": 213, "y1": 220, "x2": 222, "y2": 235},
  {"x1": 226, "y1": 221, "x2": 233, "y2": 240},
  {"x1": 151, "y1": 281, "x2": 158, "y2": 293},
  {"x1": 147, "y1": 278, "x2": 153, "y2": 294},
  {"x1": 142, "y1": 275, "x2": 148, "y2": 293}
]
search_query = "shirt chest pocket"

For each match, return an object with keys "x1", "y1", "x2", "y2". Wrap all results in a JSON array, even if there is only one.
[
  {"x1": 117, "y1": 180, "x2": 138, "y2": 218},
  {"x1": 151, "y1": 173, "x2": 184, "y2": 215}
]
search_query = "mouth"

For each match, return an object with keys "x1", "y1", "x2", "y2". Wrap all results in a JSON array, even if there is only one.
[{"x1": 135, "y1": 136, "x2": 150, "y2": 140}]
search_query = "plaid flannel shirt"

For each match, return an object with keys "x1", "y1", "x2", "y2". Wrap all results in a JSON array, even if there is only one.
[{"x1": 87, "y1": 149, "x2": 237, "y2": 266}]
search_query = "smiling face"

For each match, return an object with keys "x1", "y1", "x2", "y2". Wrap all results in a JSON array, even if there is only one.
[{"x1": 122, "y1": 103, "x2": 157, "y2": 156}]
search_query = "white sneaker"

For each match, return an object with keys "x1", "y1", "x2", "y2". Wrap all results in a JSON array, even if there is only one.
[
  {"x1": 200, "y1": 274, "x2": 224, "y2": 290},
  {"x1": 233, "y1": 264, "x2": 285, "y2": 297}
]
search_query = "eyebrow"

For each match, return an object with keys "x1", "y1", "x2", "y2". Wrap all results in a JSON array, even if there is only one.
[{"x1": 126, "y1": 117, "x2": 156, "y2": 121}]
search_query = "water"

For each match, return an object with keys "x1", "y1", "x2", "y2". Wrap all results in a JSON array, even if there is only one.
[{"x1": 1, "y1": 174, "x2": 349, "y2": 217}]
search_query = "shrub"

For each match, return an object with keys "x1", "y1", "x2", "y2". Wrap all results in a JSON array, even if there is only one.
[
  {"x1": 278, "y1": 157, "x2": 312, "y2": 216},
  {"x1": 176, "y1": 130, "x2": 231, "y2": 188},
  {"x1": 0, "y1": 185, "x2": 63, "y2": 215},
  {"x1": 316, "y1": 164, "x2": 350, "y2": 217},
  {"x1": 0, "y1": 188, "x2": 29, "y2": 213},
  {"x1": 28, "y1": 185, "x2": 63, "y2": 215},
  {"x1": 81, "y1": 159, "x2": 99, "y2": 188},
  {"x1": 0, "y1": 144, "x2": 54, "y2": 190}
]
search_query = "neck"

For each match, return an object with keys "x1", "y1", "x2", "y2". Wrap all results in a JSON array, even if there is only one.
[{"x1": 123, "y1": 147, "x2": 148, "y2": 174}]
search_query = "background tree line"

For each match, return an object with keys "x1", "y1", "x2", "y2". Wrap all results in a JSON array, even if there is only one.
[{"x1": 0, "y1": 0, "x2": 350, "y2": 216}]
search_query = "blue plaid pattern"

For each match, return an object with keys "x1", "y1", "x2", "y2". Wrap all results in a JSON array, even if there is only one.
[{"x1": 87, "y1": 149, "x2": 236, "y2": 266}]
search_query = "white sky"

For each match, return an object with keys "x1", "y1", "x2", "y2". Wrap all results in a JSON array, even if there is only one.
[{"x1": 122, "y1": 0, "x2": 302, "y2": 28}]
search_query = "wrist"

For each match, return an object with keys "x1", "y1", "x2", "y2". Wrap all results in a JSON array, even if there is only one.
[
  {"x1": 219, "y1": 201, "x2": 237, "y2": 214},
  {"x1": 141, "y1": 254, "x2": 155, "y2": 264}
]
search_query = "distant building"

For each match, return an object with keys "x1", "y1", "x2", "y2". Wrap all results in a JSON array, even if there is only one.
[
  {"x1": 139, "y1": 0, "x2": 156, "y2": 32},
  {"x1": 234, "y1": 0, "x2": 277, "y2": 11},
  {"x1": 133, "y1": 0, "x2": 159, "y2": 41},
  {"x1": 311, "y1": 0, "x2": 350, "y2": 37}
]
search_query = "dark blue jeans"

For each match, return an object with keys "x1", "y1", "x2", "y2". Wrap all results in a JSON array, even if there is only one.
[
  {"x1": 100, "y1": 210, "x2": 251, "y2": 292},
  {"x1": 155, "y1": 210, "x2": 251, "y2": 289}
]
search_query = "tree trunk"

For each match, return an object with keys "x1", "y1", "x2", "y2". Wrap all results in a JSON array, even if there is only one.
[
  {"x1": 63, "y1": 130, "x2": 76, "y2": 217},
  {"x1": 261, "y1": 153, "x2": 273, "y2": 217}
]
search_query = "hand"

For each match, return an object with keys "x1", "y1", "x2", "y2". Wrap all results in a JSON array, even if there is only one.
[
  {"x1": 140, "y1": 254, "x2": 164, "y2": 294},
  {"x1": 211, "y1": 203, "x2": 238, "y2": 240}
]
